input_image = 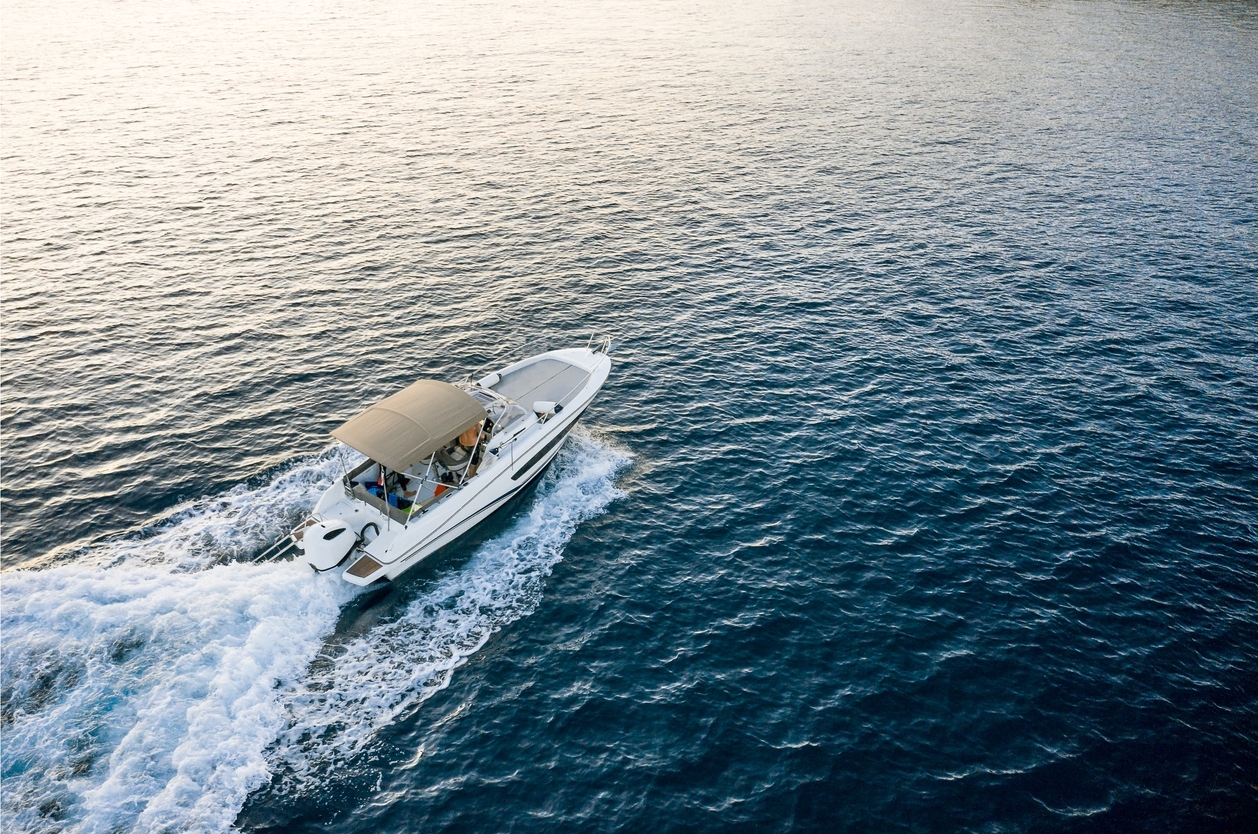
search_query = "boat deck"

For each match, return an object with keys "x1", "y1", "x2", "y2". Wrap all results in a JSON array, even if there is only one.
[{"x1": 493, "y1": 358, "x2": 590, "y2": 409}]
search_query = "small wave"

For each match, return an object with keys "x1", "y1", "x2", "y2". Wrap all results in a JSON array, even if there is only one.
[{"x1": 0, "y1": 431, "x2": 629, "y2": 833}]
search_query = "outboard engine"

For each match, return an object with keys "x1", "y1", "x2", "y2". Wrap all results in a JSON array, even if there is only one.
[{"x1": 303, "y1": 519, "x2": 355, "y2": 571}]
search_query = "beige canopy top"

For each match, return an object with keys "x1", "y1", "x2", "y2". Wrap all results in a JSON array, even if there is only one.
[{"x1": 332, "y1": 379, "x2": 486, "y2": 473}]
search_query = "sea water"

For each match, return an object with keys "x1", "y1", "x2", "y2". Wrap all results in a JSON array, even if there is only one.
[{"x1": 3, "y1": 0, "x2": 1256, "y2": 831}]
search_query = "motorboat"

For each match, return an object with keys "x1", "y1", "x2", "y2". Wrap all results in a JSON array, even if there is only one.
[{"x1": 286, "y1": 338, "x2": 612, "y2": 585}]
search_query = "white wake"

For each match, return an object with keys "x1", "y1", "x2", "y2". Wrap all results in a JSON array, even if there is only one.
[{"x1": 0, "y1": 432, "x2": 629, "y2": 833}]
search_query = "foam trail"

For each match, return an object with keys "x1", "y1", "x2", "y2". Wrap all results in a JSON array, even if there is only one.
[
  {"x1": 268, "y1": 431, "x2": 631, "y2": 793},
  {"x1": 1, "y1": 561, "x2": 357, "y2": 833},
  {"x1": 1, "y1": 450, "x2": 357, "y2": 833},
  {"x1": 1, "y1": 432, "x2": 629, "y2": 832}
]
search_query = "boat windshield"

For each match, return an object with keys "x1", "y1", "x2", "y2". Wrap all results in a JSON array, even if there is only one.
[{"x1": 466, "y1": 387, "x2": 528, "y2": 440}]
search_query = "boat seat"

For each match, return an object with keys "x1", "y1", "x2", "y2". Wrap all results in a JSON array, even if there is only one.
[
  {"x1": 350, "y1": 484, "x2": 410, "y2": 524},
  {"x1": 437, "y1": 444, "x2": 472, "y2": 471}
]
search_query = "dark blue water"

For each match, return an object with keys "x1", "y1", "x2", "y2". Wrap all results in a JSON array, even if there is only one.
[{"x1": 3, "y1": 0, "x2": 1257, "y2": 831}]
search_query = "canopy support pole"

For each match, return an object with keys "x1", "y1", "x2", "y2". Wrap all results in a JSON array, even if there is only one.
[
  {"x1": 458, "y1": 424, "x2": 484, "y2": 487},
  {"x1": 405, "y1": 457, "x2": 435, "y2": 526}
]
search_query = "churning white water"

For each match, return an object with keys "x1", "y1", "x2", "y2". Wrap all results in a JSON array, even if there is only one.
[{"x1": 1, "y1": 431, "x2": 629, "y2": 833}]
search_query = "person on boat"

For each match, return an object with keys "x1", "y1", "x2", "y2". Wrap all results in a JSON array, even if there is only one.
[
  {"x1": 437, "y1": 420, "x2": 491, "y2": 480},
  {"x1": 458, "y1": 420, "x2": 493, "y2": 479}
]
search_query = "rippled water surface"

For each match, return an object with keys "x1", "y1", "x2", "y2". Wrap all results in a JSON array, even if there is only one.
[{"x1": 3, "y1": 0, "x2": 1257, "y2": 831}]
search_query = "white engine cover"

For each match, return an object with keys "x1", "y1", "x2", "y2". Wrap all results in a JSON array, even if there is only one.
[{"x1": 303, "y1": 519, "x2": 355, "y2": 571}]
